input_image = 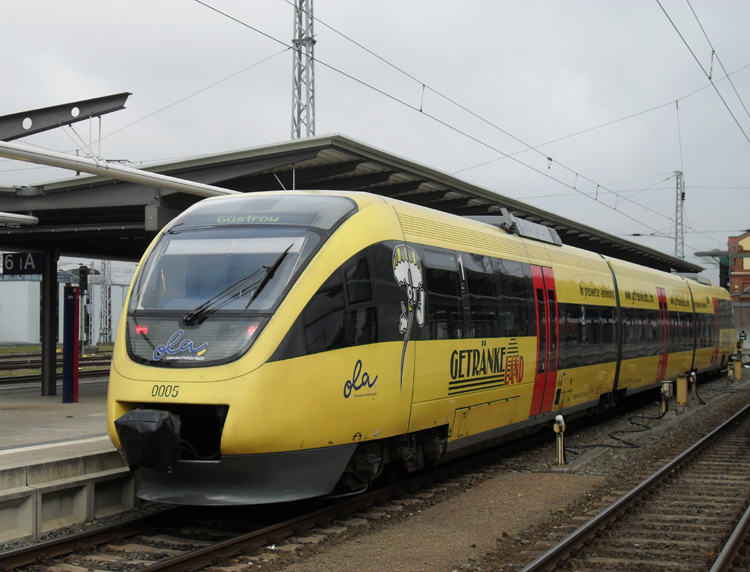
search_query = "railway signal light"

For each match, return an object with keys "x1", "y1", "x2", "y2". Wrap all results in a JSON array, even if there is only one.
[{"x1": 79, "y1": 265, "x2": 89, "y2": 292}]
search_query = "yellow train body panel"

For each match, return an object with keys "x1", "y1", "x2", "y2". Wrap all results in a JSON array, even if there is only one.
[{"x1": 106, "y1": 190, "x2": 736, "y2": 505}]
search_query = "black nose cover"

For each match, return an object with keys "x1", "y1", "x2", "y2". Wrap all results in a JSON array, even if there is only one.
[{"x1": 115, "y1": 409, "x2": 181, "y2": 472}]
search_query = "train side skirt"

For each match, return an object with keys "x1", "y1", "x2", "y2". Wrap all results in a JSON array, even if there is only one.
[{"x1": 134, "y1": 444, "x2": 358, "y2": 505}]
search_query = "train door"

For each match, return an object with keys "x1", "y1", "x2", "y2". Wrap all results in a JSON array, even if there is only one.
[
  {"x1": 656, "y1": 287, "x2": 669, "y2": 381},
  {"x1": 529, "y1": 266, "x2": 559, "y2": 416}
]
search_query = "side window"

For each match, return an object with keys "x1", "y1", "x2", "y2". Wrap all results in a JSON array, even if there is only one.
[
  {"x1": 302, "y1": 272, "x2": 346, "y2": 354},
  {"x1": 273, "y1": 250, "x2": 380, "y2": 362},
  {"x1": 600, "y1": 307, "x2": 617, "y2": 362},
  {"x1": 343, "y1": 256, "x2": 378, "y2": 346},
  {"x1": 647, "y1": 309, "x2": 659, "y2": 354},
  {"x1": 496, "y1": 258, "x2": 533, "y2": 337},
  {"x1": 344, "y1": 257, "x2": 372, "y2": 304},
  {"x1": 464, "y1": 253, "x2": 501, "y2": 338},
  {"x1": 558, "y1": 304, "x2": 578, "y2": 369},
  {"x1": 370, "y1": 242, "x2": 415, "y2": 343},
  {"x1": 424, "y1": 250, "x2": 463, "y2": 340},
  {"x1": 558, "y1": 303, "x2": 617, "y2": 368},
  {"x1": 584, "y1": 306, "x2": 600, "y2": 347}
]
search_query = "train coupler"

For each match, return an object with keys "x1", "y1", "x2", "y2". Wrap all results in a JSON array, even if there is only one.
[{"x1": 114, "y1": 409, "x2": 181, "y2": 473}]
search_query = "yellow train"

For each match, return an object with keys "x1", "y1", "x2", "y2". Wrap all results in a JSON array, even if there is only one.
[{"x1": 107, "y1": 191, "x2": 735, "y2": 504}]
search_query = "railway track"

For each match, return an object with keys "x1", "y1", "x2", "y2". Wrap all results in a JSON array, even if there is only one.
[
  {"x1": 2, "y1": 402, "x2": 594, "y2": 572},
  {"x1": 0, "y1": 368, "x2": 110, "y2": 385},
  {"x1": 1, "y1": 381, "x2": 744, "y2": 571},
  {"x1": 0, "y1": 450, "x2": 501, "y2": 571},
  {"x1": 0, "y1": 353, "x2": 111, "y2": 371},
  {"x1": 520, "y1": 401, "x2": 750, "y2": 571},
  {"x1": 0, "y1": 353, "x2": 111, "y2": 384}
]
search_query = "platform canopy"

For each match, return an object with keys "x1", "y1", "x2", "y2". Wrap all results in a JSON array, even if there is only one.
[{"x1": 0, "y1": 134, "x2": 701, "y2": 273}]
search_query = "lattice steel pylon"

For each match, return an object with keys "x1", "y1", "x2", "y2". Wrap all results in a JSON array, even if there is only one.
[
  {"x1": 98, "y1": 259, "x2": 112, "y2": 344},
  {"x1": 291, "y1": 0, "x2": 315, "y2": 139},
  {"x1": 674, "y1": 171, "x2": 685, "y2": 259}
]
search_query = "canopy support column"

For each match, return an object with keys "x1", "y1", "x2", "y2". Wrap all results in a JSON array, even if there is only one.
[{"x1": 41, "y1": 249, "x2": 59, "y2": 395}]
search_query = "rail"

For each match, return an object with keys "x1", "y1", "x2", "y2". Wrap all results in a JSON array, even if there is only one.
[{"x1": 520, "y1": 401, "x2": 750, "y2": 571}]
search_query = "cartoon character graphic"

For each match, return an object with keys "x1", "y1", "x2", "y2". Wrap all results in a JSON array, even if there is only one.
[
  {"x1": 392, "y1": 245, "x2": 425, "y2": 390},
  {"x1": 393, "y1": 245, "x2": 425, "y2": 332}
]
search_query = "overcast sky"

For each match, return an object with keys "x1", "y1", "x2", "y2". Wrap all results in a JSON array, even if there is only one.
[{"x1": 1, "y1": 0, "x2": 749, "y2": 284}]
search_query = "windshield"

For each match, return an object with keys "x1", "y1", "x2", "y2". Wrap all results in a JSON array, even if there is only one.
[{"x1": 129, "y1": 228, "x2": 320, "y2": 313}]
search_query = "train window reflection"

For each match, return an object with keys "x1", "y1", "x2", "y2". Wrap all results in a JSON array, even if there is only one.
[
  {"x1": 130, "y1": 229, "x2": 319, "y2": 313},
  {"x1": 424, "y1": 250, "x2": 463, "y2": 340},
  {"x1": 344, "y1": 257, "x2": 372, "y2": 304},
  {"x1": 464, "y1": 254, "x2": 500, "y2": 339}
]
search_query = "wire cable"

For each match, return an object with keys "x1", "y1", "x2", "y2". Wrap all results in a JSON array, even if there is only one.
[
  {"x1": 192, "y1": 0, "x2": 683, "y2": 237},
  {"x1": 453, "y1": 60, "x2": 750, "y2": 176},
  {"x1": 102, "y1": 48, "x2": 290, "y2": 142},
  {"x1": 686, "y1": 0, "x2": 750, "y2": 123},
  {"x1": 656, "y1": 0, "x2": 750, "y2": 146},
  {"x1": 274, "y1": 0, "x2": 745, "y2": 234}
]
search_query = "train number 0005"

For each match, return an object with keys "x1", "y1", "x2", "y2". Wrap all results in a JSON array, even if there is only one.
[{"x1": 151, "y1": 384, "x2": 179, "y2": 398}]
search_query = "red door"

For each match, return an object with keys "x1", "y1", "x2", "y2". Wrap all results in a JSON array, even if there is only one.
[
  {"x1": 530, "y1": 266, "x2": 559, "y2": 416},
  {"x1": 656, "y1": 287, "x2": 669, "y2": 381}
]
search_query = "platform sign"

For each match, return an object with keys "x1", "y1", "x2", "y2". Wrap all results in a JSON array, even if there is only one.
[
  {"x1": 2, "y1": 252, "x2": 43, "y2": 275},
  {"x1": 741, "y1": 331, "x2": 747, "y2": 341}
]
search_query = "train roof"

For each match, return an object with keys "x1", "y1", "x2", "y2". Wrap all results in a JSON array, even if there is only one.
[{"x1": 0, "y1": 133, "x2": 703, "y2": 274}]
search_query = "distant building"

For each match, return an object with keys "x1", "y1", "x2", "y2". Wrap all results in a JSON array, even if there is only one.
[
  {"x1": 0, "y1": 274, "x2": 128, "y2": 346},
  {"x1": 729, "y1": 230, "x2": 750, "y2": 335}
]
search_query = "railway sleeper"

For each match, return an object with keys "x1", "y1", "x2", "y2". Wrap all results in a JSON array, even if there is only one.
[
  {"x1": 603, "y1": 537, "x2": 719, "y2": 549},
  {"x1": 571, "y1": 555, "x2": 708, "y2": 569}
]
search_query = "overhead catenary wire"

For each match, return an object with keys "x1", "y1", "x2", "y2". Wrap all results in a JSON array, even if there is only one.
[
  {"x1": 1, "y1": 0, "x2": 742, "y2": 252},
  {"x1": 453, "y1": 60, "x2": 750, "y2": 176},
  {"x1": 656, "y1": 0, "x2": 750, "y2": 146},
  {"x1": 101, "y1": 48, "x2": 291, "y2": 143},
  {"x1": 191, "y1": 0, "x2": 688, "y2": 238},
  {"x1": 686, "y1": 0, "x2": 750, "y2": 123},
  {"x1": 268, "y1": 0, "x2": 747, "y2": 247},
  {"x1": 278, "y1": 0, "x2": 750, "y2": 229}
]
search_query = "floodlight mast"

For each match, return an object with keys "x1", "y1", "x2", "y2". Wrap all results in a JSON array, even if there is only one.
[
  {"x1": 291, "y1": 0, "x2": 316, "y2": 139},
  {"x1": 0, "y1": 140, "x2": 237, "y2": 198}
]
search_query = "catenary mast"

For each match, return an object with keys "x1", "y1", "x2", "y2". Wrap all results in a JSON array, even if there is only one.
[
  {"x1": 674, "y1": 171, "x2": 685, "y2": 259},
  {"x1": 291, "y1": 0, "x2": 315, "y2": 139}
]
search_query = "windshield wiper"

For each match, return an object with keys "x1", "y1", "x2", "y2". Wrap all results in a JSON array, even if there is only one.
[
  {"x1": 243, "y1": 244, "x2": 293, "y2": 310},
  {"x1": 183, "y1": 244, "x2": 293, "y2": 325}
]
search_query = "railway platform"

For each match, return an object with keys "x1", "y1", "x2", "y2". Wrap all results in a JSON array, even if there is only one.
[{"x1": 0, "y1": 378, "x2": 133, "y2": 544}]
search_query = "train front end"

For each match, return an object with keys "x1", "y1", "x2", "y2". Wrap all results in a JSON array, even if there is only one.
[{"x1": 107, "y1": 191, "x2": 388, "y2": 505}]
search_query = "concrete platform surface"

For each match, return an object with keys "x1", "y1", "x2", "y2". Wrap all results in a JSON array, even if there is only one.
[
  {"x1": 0, "y1": 378, "x2": 114, "y2": 468},
  {"x1": 0, "y1": 379, "x2": 135, "y2": 542}
]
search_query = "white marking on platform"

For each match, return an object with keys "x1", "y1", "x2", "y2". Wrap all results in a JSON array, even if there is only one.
[{"x1": 0, "y1": 435, "x2": 111, "y2": 456}]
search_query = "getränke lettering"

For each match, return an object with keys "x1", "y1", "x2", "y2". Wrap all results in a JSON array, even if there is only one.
[{"x1": 449, "y1": 347, "x2": 523, "y2": 385}]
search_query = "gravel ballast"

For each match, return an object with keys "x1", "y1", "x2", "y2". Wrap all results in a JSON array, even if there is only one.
[{"x1": 279, "y1": 472, "x2": 602, "y2": 572}]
